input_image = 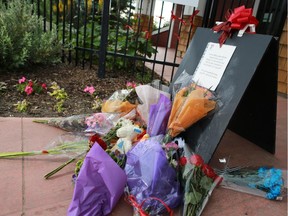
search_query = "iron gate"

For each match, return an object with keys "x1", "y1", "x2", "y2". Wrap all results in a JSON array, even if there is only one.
[{"x1": 27, "y1": 0, "x2": 287, "y2": 82}]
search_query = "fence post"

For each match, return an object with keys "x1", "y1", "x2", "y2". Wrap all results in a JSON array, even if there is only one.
[{"x1": 98, "y1": 0, "x2": 110, "y2": 78}]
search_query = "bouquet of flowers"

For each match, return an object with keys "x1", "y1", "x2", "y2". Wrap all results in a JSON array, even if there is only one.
[
  {"x1": 219, "y1": 166, "x2": 287, "y2": 200},
  {"x1": 67, "y1": 144, "x2": 127, "y2": 216},
  {"x1": 147, "y1": 93, "x2": 171, "y2": 137},
  {"x1": 124, "y1": 135, "x2": 183, "y2": 215},
  {"x1": 135, "y1": 84, "x2": 171, "y2": 124},
  {"x1": 163, "y1": 138, "x2": 221, "y2": 216},
  {"x1": 33, "y1": 114, "x2": 91, "y2": 133},
  {"x1": 166, "y1": 82, "x2": 216, "y2": 141},
  {"x1": 182, "y1": 154, "x2": 222, "y2": 216},
  {"x1": 84, "y1": 112, "x2": 120, "y2": 135},
  {"x1": 0, "y1": 133, "x2": 88, "y2": 159},
  {"x1": 101, "y1": 89, "x2": 137, "y2": 116}
]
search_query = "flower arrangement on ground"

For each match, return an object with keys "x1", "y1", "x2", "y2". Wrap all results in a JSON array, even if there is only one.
[{"x1": 219, "y1": 166, "x2": 286, "y2": 200}]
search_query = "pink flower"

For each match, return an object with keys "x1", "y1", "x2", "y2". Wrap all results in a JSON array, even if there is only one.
[
  {"x1": 28, "y1": 80, "x2": 33, "y2": 87},
  {"x1": 126, "y1": 81, "x2": 137, "y2": 88},
  {"x1": 165, "y1": 142, "x2": 179, "y2": 150},
  {"x1": 25, "y1": 85, "x2": 33, "y2": 95},
  {"x1": 41, "y1": 83, "x2": 47, "y2": 90},
  {"x1": 84, "y1": 86, "x2": 95, "y2": 95},
  {"x1": 93, "y1": 113, "x2": 106, "y2": 127},
  {"x1": 18, "y1": 77, "x2": 26, "y2": 84}
]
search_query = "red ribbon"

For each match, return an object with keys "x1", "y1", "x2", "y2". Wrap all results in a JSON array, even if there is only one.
[
  {"x1": 125, "y1": 195, "x2": 174, "y2": 216},
  {"x1": 171, "y1": 11, "x2": 177, "y2": 20},
  {"x1": 212, "y1": 5, "x2": 259, "y2": 46},
  {"x1": 125, "y1": 24, "x2": 133, "y2": 31},
  {"x1": 189, "y1": 9, "x2": 200, "y2": 26}
]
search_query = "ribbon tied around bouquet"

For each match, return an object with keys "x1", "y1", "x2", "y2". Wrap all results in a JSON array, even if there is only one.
[
  {"x1": 212, "y1": 5, "x2": 259, "y2": 46},
  {"x1": 125, "y1": 195, "x2": 174, "y2": 216}
]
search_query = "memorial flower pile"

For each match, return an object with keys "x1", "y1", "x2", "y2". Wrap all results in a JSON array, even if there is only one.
[
  {"x1": 1, "y1": 76, "x2": 286, "y2": 215},
  {"x1": 63, "y1": 81, "x2": 221, "y2": 215}
]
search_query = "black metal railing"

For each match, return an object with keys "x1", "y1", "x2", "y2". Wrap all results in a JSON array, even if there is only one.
[{"x1": 10, "y1": 0, "x2": 286, "y2": 82}]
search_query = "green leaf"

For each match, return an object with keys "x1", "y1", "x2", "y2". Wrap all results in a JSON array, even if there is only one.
[
  {"x1": 185, "y1": 190, "x2": 202, "y2": 205},
  {"x1": 200, "y1": 175, "x2": 213, "y2": 190}
]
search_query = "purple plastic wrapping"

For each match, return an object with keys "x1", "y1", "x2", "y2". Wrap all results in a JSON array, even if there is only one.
[
  {"x1": 147, "y1": 94, "x2": 172, "y2": 137},
  {"x1": 67, "y1": 143, "x2": 127, "y2": 216},
  {"x1": 125, "y1": 136, "x2": 182, "y2": 215}
]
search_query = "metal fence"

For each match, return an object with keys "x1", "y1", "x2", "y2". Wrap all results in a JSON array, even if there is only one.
[{"x1": 28, "y1": 0, "x2": 286, "y2": 82}]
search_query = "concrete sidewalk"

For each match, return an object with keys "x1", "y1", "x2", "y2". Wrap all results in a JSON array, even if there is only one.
[{"x1": 0, "y1": 96, "x2": 287, "y2": 216}]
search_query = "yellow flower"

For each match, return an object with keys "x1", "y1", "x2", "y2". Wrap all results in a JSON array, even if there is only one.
[
  {"x1": 58, "y1": 0, "x2": 64, "y2": 13},
  {"x1": 52, "y1": 4, "x2": 57, "y2": 13},
  {"x1": 87, "y1": 0, "x2": 93, "y2": 11},
  {"x1": 52, "y1": 1, "x2": 64, "y2": 13},
  {"x1": 98, "y1": 0, "x2": 103, "y2": 11}
]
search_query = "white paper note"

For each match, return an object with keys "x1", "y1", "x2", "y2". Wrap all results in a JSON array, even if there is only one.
[{"x1": 192, "y1": 42, "x2": 236, "y2": 91}]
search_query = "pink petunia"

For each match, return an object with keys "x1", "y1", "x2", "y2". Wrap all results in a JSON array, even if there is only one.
[
  {"x1": 126, "y1": 81, "x2": 137, "y2": 88},
  {"x1": 18, "y1": 77, "x2": 26, "y2": 84},
  {"x1": 84, "y1": 86, "x2": 95, "y2": 95},
  {"x1": 25, "y1": 85, "x2": 33, "y2": 95},
  {"x1": 41, "y1": 83, "x2": 47, "y2": 90},
  {"x1": 28, "y1": 80, "x2": 33, "y2": 87}
]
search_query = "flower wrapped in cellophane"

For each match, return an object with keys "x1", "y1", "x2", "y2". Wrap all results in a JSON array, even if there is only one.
[
  {"x1": 163, "y1": 139, "x2": 221, "y2": 216},
  {"x1": 124, "y1": 135, "x2": 182, "y2": 215},
  {"x1": 84, "y1": 112, "x2": 120, "y2": 135},
  {"x1": 67, "y1": 143, "x2": 127, "y2": 216},
  {"x1": 147, "y1": 93, "x2": 172, "y2": 137},
  {"x1": 101, "y1": 89, "x2": 137, "y2": 116},
  {"x1": 182, "y1": 153, "x2": 222, "y2": 216},
  {"x1": 0, "y1": 132, "x2": 89, "y2": 159},
  {"x1": 218, "y1": 166, "x2": 287, "y2": 200},
  {"x1": 166, "y1": 83, "x2": 216, "y2": 140},
  {"x1": 33, "y1": 114, "x2": 91, "y2": 132},
  {"x1": 135, "y1": 84, "x2": 171, "y2": 124}
]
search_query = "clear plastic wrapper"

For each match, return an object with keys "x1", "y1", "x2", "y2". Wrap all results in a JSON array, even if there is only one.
[
  {"x1": 67, "y1": 143, "x2": 127, "y2": 216},
  {"x1": 0, "y1": 132, "x2": 89, "y2": 159},
  {"x1": 101, "y1": 89, "x2": 137, "y2": 116},
  {"x1": 125, "y1": 135, "x2": 182, "y2": 215},
  {"x1": 84, "y1": 112, "x2": 120, "y2": 135},
  {"x1": 43, "y1": 132, "x2": 89, "y2": 159},
  {"x1": 33, "y1": 114, "x2": 91, "y2": 132},
  {"x1": 135, "y1": 85, "x2": 170, "y2": 124},
  {"x1": 171, "y1": 70, "x2": 193, "y2": 99},
  {"x1": 163, "y1": 139, "x2": 221, "y2": 216}
]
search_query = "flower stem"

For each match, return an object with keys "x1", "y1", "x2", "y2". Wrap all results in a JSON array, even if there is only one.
[{"x1": 44, "y1": 151, "x2": 86, "y2": 179}]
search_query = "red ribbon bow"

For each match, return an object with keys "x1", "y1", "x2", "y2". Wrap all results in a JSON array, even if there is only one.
[
  {"x1": 212, "y1": 5, "x2": 259, "y2": 46},
  {"x1": 125, "y1": 195, "x2": 174, "y2": 216}
]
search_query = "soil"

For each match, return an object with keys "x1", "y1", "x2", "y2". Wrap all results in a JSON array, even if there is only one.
[{"x1": 0, "y1": 63, "x2": 143, "y2": 117}]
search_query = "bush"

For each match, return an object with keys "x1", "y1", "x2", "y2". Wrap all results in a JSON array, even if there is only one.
[{"x1": 0, "y1": 0, "x2": 62, "y2": 69}]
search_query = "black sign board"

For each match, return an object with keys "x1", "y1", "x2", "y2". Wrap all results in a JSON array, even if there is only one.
[{"x1": 171, "y1": 27, "x2": 278, "y2": 163}]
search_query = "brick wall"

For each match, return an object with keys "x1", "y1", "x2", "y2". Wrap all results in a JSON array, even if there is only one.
[
  {"x1": 177, "y1": 15, "x2": 203, "y2": 58},
  {"x1": 278, "y1": 18, "x2": 287, "y2": 95}
]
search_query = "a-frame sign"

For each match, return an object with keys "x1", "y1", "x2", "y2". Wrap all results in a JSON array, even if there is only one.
[{"x1": 172, "y1": 27, "x2": 278, "y2": 162}]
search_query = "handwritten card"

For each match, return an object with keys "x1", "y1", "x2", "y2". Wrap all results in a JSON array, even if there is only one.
[{"x1": 192, "y1": 42, "x2": 236, "y2": 91}]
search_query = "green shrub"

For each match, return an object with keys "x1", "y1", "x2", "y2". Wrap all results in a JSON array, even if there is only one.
[{"x1": 0, "y1": 0, "x2": 62, "y2": 69}]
